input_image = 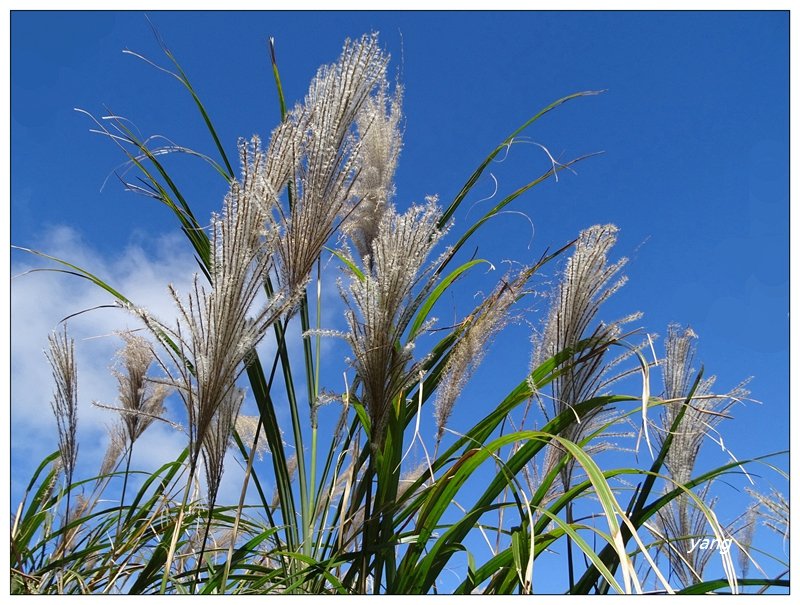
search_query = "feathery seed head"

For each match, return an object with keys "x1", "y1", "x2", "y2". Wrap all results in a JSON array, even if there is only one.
[
  {"x1": 531, "y1": 224, "x2": 631, "y2": 491},
  {"x1": 42, "y1": 458, "x2": 63, "y2": 505},
  {"x1": 136, "y1": 138, "x2": 290, "y2": 470},
  {"x1": 531, "y1": 224, "x2": 627, "y2": 372},
  {"x1": 274, "y1": 33, "x2": 390, "y2": 297},
  {"x1": 738, "y1": 504, "x2": 759, "y2": 577},
  {"x1": 662, "y1": 323, "x2": 698, "y2": 402},
  {"x1": 746, "y1": 487, "x2": 789, "y2": 541},
  {"x1": 112, "y1": 331, "x2": 169, "y2": 445},
  {"x1": 345, "y1": 78, "x2": 404, "y2": 261},
  {"x1": 45, "y1": 324, "x2": 79, "y2": 490},
  {"x1": 657, "y1": 324, "x2": 747, "y2": 486},
  {"x1": 99, "y1": 422, "x2": 127, "y2": 477},
  {"x1": 655, "y1": 483, "x2": 720, "y2": 586},
  {"x1": 234, "y1": 414, "x2": 270, "y2": 460},
  {"x1": 434, "y1": 268, "x2": 532, "y2": 441},
  {"x1": 340, "y1": 197, "x2": 447, "y2": 448},
  {"x1": 398, "y1": 462, "x2": 432, "y2": 500},
  {"x1": 61, "y1": 494, "x2": 92, "y2": 551},
  {"x1": 654, "y1": 325, "x2": 750, "y2": 586},
  {"x1": 201, "y1": 388, "x2": 244, "y2": 510}
]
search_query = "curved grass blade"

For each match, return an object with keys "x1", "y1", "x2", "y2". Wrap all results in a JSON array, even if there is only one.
[
  {"x1": 535, "y1": 508, "x2": 623, "y2": 593},
  {"x1": 439, "y1": 90, "x2": 604, "y2": 227},
  {"x1": 677, "y1": 578, "x2": 789, "y2": 595},
  {"x1": 138, "y1": 15, "x2": 235, "y2": 179},
  {"x1": 573, "y1": 368, "x2": 706, "y2": 593},
  {"x1": 202, "y1": 527, "x2": 281, "y2": 593},
  {"x1": 408, "y1": 259, "x2": 491, "y2": 340},
  {"x1": 325, "y1": 246, "x2": 365, "y2": 282},
  {"x1": 12, "y1": 451, "x2": 61, "y2": 544},
  {"x1": 268, "y1": 37, "x2": 288, "y2": 119},
  {"x1": 436, "y1": 154, "x2": 598, "y2": 277}
]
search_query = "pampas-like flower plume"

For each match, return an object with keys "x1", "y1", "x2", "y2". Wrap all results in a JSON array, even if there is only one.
[
  {"x1": 657, "y1": 325, "x2": 747, "y2": 486},
  {"x1": 746, "y1": 487, "x2": 789, "y2": 542},
  {"x1": 100, "y1": 423, "x2": 127, "y2": 478},
  {"x1": 345, "y1": 76, "x2": 403, "y2": 262},
  {"x1": 653, "y1": 324, "x2": 750, "y2": 586},
  {"x1": 434, "y1": 268, "x2": 532, "y2": 441},
  {"x1": 340, "y1": 197, "x2": 447, "y2": 448},
  {"x1": 137, "y1": 138, "x2": 289, "y2": 477},
  {"x1": 201, "y1": 388, "x2": 245, "y2": 510},
  {"x1": 234, "y1": 414, "x2": 270, "y2": 460},
  {"x1": 113, "y1": 331, "x2": 170, "y2": 445},
  {"x1": 45, "y1": 325, "x2": 79, "y2": 499},
  {"x1": 531, "y1": 224, "x2": 634, "y2": 492},
  {"x1": 273, "y1": 33, "x2": 390, "y2": 296}
]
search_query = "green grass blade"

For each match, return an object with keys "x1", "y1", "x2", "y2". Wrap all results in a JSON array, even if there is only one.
[
  {"x1": 243, "y1": 352, "x2": 299, "y2": 552},
  {"x1": 408, "y1": 259, "x2": 491, "y2": 340},
  {"x1": 573, "y1": 368, "x2": 705, "y2": 593},
  {"x1": 677, "y1": 578, "x2": 789, "y2": 594},
  {"x1": 535, "y1": 508, "x2": 624, "y2": 594},
  {"x1": 325, "y1": 246, "x2": 365, "y2": 281},
  {"x1": 438, "y1": 90, "x2": 604, "y2": 228},
  {"x1": 268, "y1": 37, "x2": 288, "y2": 120},
  {"x1": 436, "y1": 154, "x2": 597, "y2": 277},
  {"x1": 12, "y1": 451, "x2": 61, "y2": 544},
  {"x1": 142, "y1": 18, "x2": 235, "y2": 178}
]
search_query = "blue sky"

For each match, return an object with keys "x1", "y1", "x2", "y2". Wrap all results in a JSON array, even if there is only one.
[{"x1": 10, "y1": 10, "x2": 789, "y2": 593}]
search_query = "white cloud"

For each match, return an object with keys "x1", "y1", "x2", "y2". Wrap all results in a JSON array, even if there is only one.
[
  {"x1": 10, "y1": 226, "x2": 198, "y2": 501},
  {"x1": 9, "y1": 224, "x2": 352, "y2": 511}
]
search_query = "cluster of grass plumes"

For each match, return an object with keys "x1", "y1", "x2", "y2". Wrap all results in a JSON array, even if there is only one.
[{"x1": 11, "y1": 31, "x2": 788, "y2": 596}]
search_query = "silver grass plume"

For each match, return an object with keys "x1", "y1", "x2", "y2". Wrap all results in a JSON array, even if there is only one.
[
  {"x1": 746, "y1": 487, "x2": 789, "y2": 542},
  {"x1": 137, "y1": 137, "x2": 289, "y2": 477},
  {"x1": 656, "y1": 325, "x2": 747, "y2": 486},
  {"x1": 434, "y1": 268, "x2": 532, "y2": 442},
  {"x1": 61, "y1": 494, "x2": 91, "y2": 552},
  {"x1": 345, "y1": 76, "x2": 403, "y2": 262},
  {"x1": 45, "y1": 325, "x2": 78, "y2": 499},
  {"x1": 737, "y1": 504, "x2": 759, "y2": 578},
  {"x1": 273, "y1": 33, "x2": 389, "y2": 296},
  {"x1": 136, "y1": 137, "x2": 292, "y2": 592},
  {"x1": 340, "y1": 197, "x2": 447, "y2": 448},
  {"x1": 113, "y1": 331, "x2": 170, "y2": 448},
  {"x1": 531, "y1": 224, "x2": 632, "y2": 493},
  {"x1": 201, "y1": 388, "x2": 244, "y2": 509},
  {"x1": 659, "y1": 325, "x2": 710, "y2": 486},
  {"x1": 657, "y1": 482, "x2": 719, "y2": 586},
  {"x1": 398, "y1": 462, "x2": 432, "y2": 500},
  {"x1": 99, "y1": 423, "x2": 127, "y2": 477},
  {"x1": 654, "y1": 324, "x2": 749, "y2": 586},
  {"x1": 234, "y1": 414, "x2": 270, "y2": 460},
  {"x1": 41, "y1": 458, "x2": 63, "y2": 511}
]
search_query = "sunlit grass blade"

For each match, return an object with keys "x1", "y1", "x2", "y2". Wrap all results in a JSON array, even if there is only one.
[
  {"x1": 535, "y1": 508, "x2": 624, "y2": 593},
  {"x1": 408, "y1": 258, "x2": 492, "y2": 340},
  {"x1": 573, "y1": 368, "x2": 705, "y2": 593}
]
